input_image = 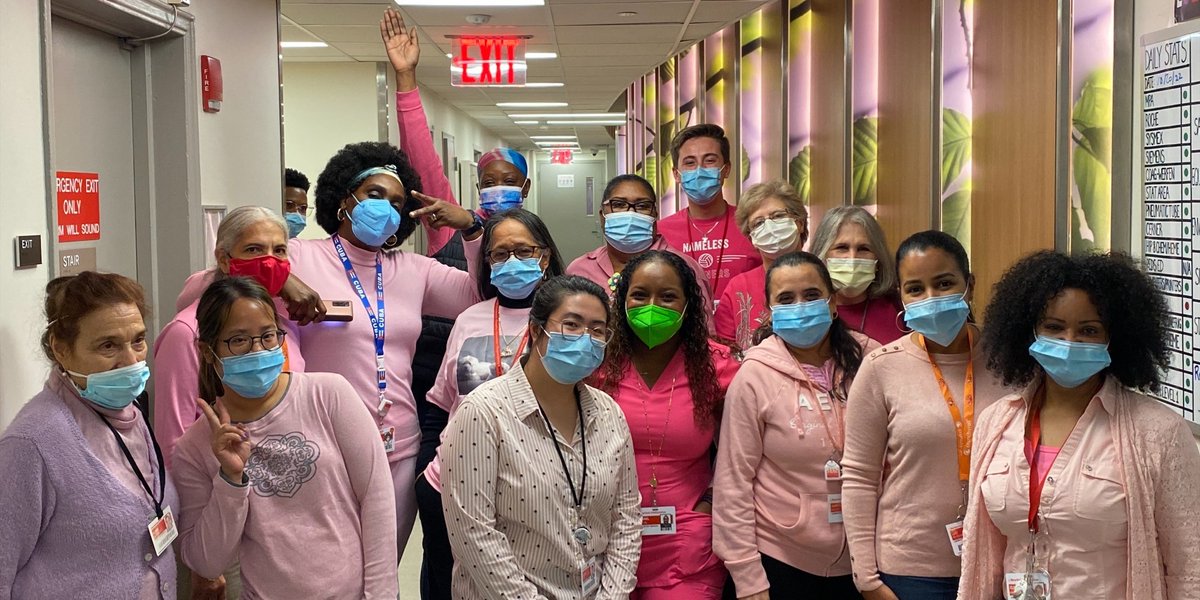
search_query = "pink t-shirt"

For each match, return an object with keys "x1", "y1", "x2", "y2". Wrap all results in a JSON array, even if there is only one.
[
  {"x1": 714, "y1": 266, "x2": 767, "y2": 349},
  {"x1": 836, "y1": 295, "x2": 905, "y2": 345},
  {"x1": 565, "y1": 236, "x2": 712, "y2": 308},
  {"x1": 422, "y1": 299, "x2": 531, "y2": 492},
  {"x1": 607, "y1": 340, "x2": 739, "y2": 590},
  {"x1": 282, "y1": 235, "x2": 482, "y2": 463},
  {"x1": 173, "y1": 372, "x2": 397, "y2": 598},
  {"x1": 657, "y1": 205, "x2": 762, "y2": 300}
]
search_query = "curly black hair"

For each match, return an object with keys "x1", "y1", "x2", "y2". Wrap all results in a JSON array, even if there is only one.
[
  {"x1": 314, "y1": 141, "x2": 423, "y2": 249},
  {"x1": 981, "y1": 250, "x2": 1170, "y2": 391},
  {"x1": 594, "y1": 250, "x2": 723, "y2": 428},
  {"x1": 284, "y1": 167, "x2": 310, "y2": 192}
]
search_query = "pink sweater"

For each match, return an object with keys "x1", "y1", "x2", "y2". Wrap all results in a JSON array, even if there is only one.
[
  {"x1": 284, "y1": 235, "x2": 481, "y2": 462},
  {"x1": 173, "y1": 372, "x2": 397, "y2": 598},
  {"x1": 840, "y1": 331, "x2": 1007, "y2": 591},
  {"x1": 714, "y1": 333, "x2": 879, "y2": 596},
  {"x1": 959, "y1": 377, "x2": 1200, "y2": 600},
  {"x1": 396, "y1": 88, "x2": 459, "y2": 257}
]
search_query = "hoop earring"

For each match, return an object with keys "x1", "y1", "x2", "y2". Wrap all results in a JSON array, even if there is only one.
[
  {"x1": 385, "y1": 234, "x2": 398, "y2": 247},
  {"x1": 895, "y1": 310, "x2": 913, "y2": 334},
  {"x1": 337, "y1": 208, "x2": 347, "y2": 222}
]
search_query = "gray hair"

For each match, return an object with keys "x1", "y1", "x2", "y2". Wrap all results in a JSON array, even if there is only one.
[
  {"x1": 735, "y1": 179, "x2": 809, "y2": 237},
  {"x1": 809, "y1": 206, "x2": 897, "y2": 298},
  {"x1": 214, "y1": 206, "x2": 288, "y2": 258}
]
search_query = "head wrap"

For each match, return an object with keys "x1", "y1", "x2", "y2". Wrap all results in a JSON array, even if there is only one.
[
  {"x1": 348, "y1": 164, "x2": 402, "y2": 190},
  {"x1": 477, "y1": 148, "x2": 528, "y2": 178}
]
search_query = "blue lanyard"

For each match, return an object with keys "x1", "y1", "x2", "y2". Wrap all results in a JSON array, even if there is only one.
[{"x1": 332, "y1": 235, "x2": 389, "y2": 418}]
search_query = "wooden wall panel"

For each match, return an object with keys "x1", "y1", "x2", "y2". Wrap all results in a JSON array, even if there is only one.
[
  {"x1": 877, "y1": 0, "x2": 936, "y2": 249},
  {"x1": 810, "y1": 0, "x2": 850, "y2": 226},
  {"x1": 972, "y1": 0, "x2": 1059, "y2": 313}
]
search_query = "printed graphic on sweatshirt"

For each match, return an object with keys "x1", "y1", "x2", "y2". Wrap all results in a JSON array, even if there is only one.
[
  {"x1": 457, "y1": 335, "x2": 527, "y2": 396},
  {"x1": 245, "y1": 432, "x2": 320, "y2": 498}
]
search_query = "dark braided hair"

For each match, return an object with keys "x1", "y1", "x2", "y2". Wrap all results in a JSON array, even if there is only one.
[{"x1": 595, "y1": 250, "x2": 723, "y2": 428}]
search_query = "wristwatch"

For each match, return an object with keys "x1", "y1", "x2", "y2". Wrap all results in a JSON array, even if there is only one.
[{"x1": 463, "y1": 211, "x2": 486, "y2": 235}]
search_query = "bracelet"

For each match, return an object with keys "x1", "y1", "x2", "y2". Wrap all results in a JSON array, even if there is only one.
[
  {"x1": 463, "y1": 212, "x2": 485, "y2": 235},
  {"x1": 699, "y1": 492, "x2": 714, "y2": 505}
]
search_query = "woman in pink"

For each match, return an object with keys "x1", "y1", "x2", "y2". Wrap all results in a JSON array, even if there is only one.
[
  {"x1": 714, "y1": 179, "x2": 809, "y2": 353},
  {"x1": 567, "y1": 174, "x2": 710, "y2": 305},
  {"x1": 841, "y1": 231, "x2": 1008, "y2": 600},
  {"x1": 594, "y1": 250, "x2": 739, "y2": 599},
  {"x1": 959, "y1": 251, "x2": 1200, "y2": 600},
  {"x1": 808, "y1": 207, "x2": 903, "y2": 344},
  {"x1": 715, "y1": 252, "x2": 879, "y2": 600},
  {"x1": 154, "y1": 206, "x2": 305, "y2": 470},
  {"x1": 286, "y1": 141, "x2": 483, "y2": 559},
  {"x1": 174, "y1": 277, "x2": 397, "y2": 599},
  {"x1": 416, "y1": 209, "x2": 566, "y2": 600}
]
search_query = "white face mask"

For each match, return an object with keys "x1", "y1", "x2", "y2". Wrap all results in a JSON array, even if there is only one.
[
  {"x1": 825, "y1": 257, "x2": 878, "y2": 297},
  {"x1": 749, "y1": 217, "x2": 801, "y2": 258}
]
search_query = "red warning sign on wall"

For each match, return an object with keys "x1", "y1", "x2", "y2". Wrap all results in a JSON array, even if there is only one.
[{"x1": 56, "y1": 171, "x2": 101, "y2": 242}]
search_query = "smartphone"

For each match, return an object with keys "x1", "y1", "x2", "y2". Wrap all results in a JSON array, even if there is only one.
[{"x1": 324, "y1": 299, "x2": 354, "y2": 322}]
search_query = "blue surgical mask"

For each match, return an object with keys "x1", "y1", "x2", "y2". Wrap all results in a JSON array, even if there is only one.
[
  {"x1": 603, "y1": 211, "x2": 656, "y2": 254},
  {"x1": 219, "y1": 347, "x2": 285, "y2": 399},
  {"x1": 285, "y1": 212, "x2": 307, "y2": 238},
  {"x1": 772, "y1": 299, "x2": 833, "y2": 349},
  {"x1": 490, "y1": 256, "x2": 544, "y2": 300},
  {"x1": 680, "y1": 167, "x2": 723, "y2": 204},
  {"x1": 1029, "y1": 335, "x2": 1111, "y2": 389},
  {"x1": 67, "y1": 361, "x2": 150, "y2": 410},
  {"x1": 539, "y1": 331, "x2": 605, "y2": 384},
  {"x1": 479, "y1": 185, "x2": 524, "y2": 215},
  {"x1": 347, "y1": 195, "x2": 402, "y2": 247},
  {"x1": 904, "y1": 292, "x2": 970, "y2": 347}
]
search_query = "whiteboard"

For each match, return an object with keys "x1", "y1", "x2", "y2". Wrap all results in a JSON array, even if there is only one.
[{"x1": 1142, "y1": 24, "x2": 1200, "y2": 426}]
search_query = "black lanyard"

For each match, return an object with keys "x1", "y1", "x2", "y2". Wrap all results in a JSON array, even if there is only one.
[
  {"x1": 537, "y1": 391, "x2": 587, "y2": 509},
  {"x1": 93, "y1": 408, "x2": 166, "y2": 519}
]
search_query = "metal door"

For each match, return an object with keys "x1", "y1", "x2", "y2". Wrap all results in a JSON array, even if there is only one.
[{"x1": 533, "y1": 158, "x2": 608, "y2": 265}]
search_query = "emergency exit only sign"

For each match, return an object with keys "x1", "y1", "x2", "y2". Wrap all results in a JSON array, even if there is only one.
[{"x1": 56, "y1": 171, "x2": 100, "y2": 242}]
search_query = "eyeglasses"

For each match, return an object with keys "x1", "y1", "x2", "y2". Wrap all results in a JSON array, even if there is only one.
[
  {"x1": 547, "y1": 318, "x2": 612, "y2": 346},
  {"x1": 220, "y1": 330, "x2": 286, "y2": 356},
  {"x1": 285, "y1": 201, "x2": 309, "y2": 216},
  {"x1": 487, "y1": 245, "x2": 544, "y2": 265},
  {"x1": 603, "y1": 199, "x2": 656, "y2": 215},
  {"x1": 749, "y1": 210, "x2": 797, "y2": 232}
]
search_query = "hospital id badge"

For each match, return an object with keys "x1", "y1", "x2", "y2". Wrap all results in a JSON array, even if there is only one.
[
  {"x1": 640, "y1": 505, "x2": 677, "y2": 536},
  {"x1": 827, "y1": 494, "x2": 843, "y2": 523},
  {"x1": 580, "y1": 557, "x2": 599, "y2": 597},
  {"x1": 824, "y1": 459, "x2": 843, "y2": 481},
  {"x1": 945, "y1": 520, "x2": 965, "y2": 556},
  {"x1": 148, "y1": 506, "x2": 178, "y2": 557},
  {"x1": 380, "y1": 426, "x2": 396, "y2": 453},
  {"x1": 1005, "y1": 571, "x2": 1051, "y2": 600}
]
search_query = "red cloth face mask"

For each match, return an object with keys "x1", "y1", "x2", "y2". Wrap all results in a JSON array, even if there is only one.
[{"x1": 227, "y1": 255, "x2": 291, "y2": 296}]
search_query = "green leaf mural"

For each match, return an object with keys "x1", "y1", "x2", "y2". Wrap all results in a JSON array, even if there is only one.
[
  {"x1": 789, "y1": 146, "x2": 811, "y2": 205},
  {"x1": 942, "y1": 187, "x2": 972, "y2": 252},
  {"x1": 852, "y1": 117, "x2": 878, "y2": 206},
  {"x1": 741, "y1": 145, "x2": 751, "y2": 183},
  {"x1": 1071, "y1": 67, "x2": 1112, "y2": 251},
  {"x1": 942, "y1": 108, "x2": 971, "y2": 192}
]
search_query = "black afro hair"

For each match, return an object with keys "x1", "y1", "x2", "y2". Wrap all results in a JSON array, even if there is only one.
[
  {"x1": 284, "y1": 168, "x2": 310, "y2": 192},
  {"x1": 314, "y1": 141, "x2": 423, "y2": 249}
]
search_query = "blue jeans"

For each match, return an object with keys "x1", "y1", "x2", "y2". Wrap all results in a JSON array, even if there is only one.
[{"x1": 878, "y1": 573, "x2": 959, "y2": 600}]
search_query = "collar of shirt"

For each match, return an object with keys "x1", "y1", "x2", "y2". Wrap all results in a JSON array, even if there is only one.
[
  {"x1": 506, "y1": 361, "x2": 602, "y2": 430},
  {"x1": 1009, "y1": 373, "x2": 1119, "y2": 416}
]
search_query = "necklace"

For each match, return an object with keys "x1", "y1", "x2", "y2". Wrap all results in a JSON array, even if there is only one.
[
  {"x1": 689, "y1": 216, "x2": 722, "y2": 242},
  {"x1": 638, "y1": 375, "x2": 677, "y2": 506}
]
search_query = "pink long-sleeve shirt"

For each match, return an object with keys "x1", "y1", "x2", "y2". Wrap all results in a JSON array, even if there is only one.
[
  {"x1": 173, "y1": 372, "x2": 397, "y2": 598},
  {"x1": 396, "y1": 88, "x2": 460, "y2": 257},
  {"x1": 840, "y1": 331, "x2": 1007, "y2": 591},
  {"x1": 959, "y1": 376, "x2": 1200, "y2": 600},
  {"x1": 714, "y1": 333, "x2": 879, "y2": 596},
  {"x1": 283, "y1": 234, "x2": 481, "y2": 463},
  {"x1": 153, "y1": 298, "x2": 304, "y2": 468}
]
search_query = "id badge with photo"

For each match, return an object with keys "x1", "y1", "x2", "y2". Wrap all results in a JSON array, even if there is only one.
[
  {"x1": 827, "y1": 494, "x2": 843, "y2": 523},
  {"x1": 640, "y1": 505, "x2": 678, "y2": 536},
  {"x1": 945, "y1": 520, "x2": 965, "y2": 556},
  {"x1": 148, "y1": 506, "x2": 179, "y2": 557},
  {"x1": 380, "y1": 426, "x2": 396, "y2": 454},
  {"x1": 580, "y1": 557, "x2": 600, "y2": 597},
  {"x1": 1004, "y1": 571, "x2": 1051, "y2": 600}
]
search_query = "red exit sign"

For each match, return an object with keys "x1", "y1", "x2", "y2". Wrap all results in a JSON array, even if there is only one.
[{"x1": 450, "y1": 36, "x2": 527, "y2": 87}]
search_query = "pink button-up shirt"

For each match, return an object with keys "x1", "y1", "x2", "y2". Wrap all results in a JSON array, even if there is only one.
[{"x1": 979, "y1": 394, "x2": 1128, "y2": 599}]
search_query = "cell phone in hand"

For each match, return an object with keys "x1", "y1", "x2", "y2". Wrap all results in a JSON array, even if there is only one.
[{"x1": 324, "y1": 300, "x2": 354, "y2": 322}]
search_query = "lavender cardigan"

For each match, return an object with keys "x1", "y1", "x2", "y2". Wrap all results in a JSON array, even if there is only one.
[{"x1": 0, "y1": 376, "x2": 178, "y2": 598}]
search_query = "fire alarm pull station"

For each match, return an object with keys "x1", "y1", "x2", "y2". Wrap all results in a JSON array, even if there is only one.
[{"x1": 201, "y1": 55, "x2": 223, "y2": 113}]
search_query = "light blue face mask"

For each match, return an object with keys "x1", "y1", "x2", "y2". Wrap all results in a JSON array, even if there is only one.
[
  {"x1": 285, "y1": 212, "x2": 306, "y2": 238},
  {"x1": 603, "y1": 211, "x2": 656, "y2": 254},
  {"x1": 490, "y1": 256, "x2": 544, "y2": 300},
  {"x1": 347, "y1": 195, "x2": 402, "y2": 247},
  {"x1": 219, "y1": 347, "x2": 285, "y2": 399},
  {"x1": 479, "y1": 185, "x2": 524, "y2": 215},
  {"x1": 1029, "y1": 335, "x2": 1111, "y2": 389},
  {"x1": 904, "y1": 292, "x2": 970, "y2": 347},
  {"x1": 67, "y1": 361, "x2": 150, "y2": 410},
  {"x1": 539, "y1": 331, "x2": 605, "y2": 384},
  {"x1": 680, "y1": 166, "x2": 723, "y2": 204},
  {"x1": 771, "y1": 298, "x2": 833, "y2": 349}
]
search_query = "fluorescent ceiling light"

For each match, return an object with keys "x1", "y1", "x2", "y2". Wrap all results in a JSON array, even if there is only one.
[
  {"x1": 535, "y1": 140, "x2": 578, "y2": 145},
  {"x1": 281, "y1": 41, "x2": 328, "y2": 48},
  {"x1": 523, "y1": 82, "x2": 565, "y2": 88},
  {"x1": 526, "y1": 52, "x2": 557, "y2": 59},
  {"x1": 507, "y1": 112, "x2": 625, "y2": 119},
  {"x1": 395, "y1": 0, "x2": 544, "y2": 6},
  {"x1": 529, "y1": 135, "x2": 576, "y2": 140},
  {"x1": 496, "y1": 102, "x2": 568, "y2": 108},
  {"x1": 546, "y1": 120, "x2": 624, "y2": 125},
  {"x1": 513, "y1": 120, "x2": 539, "y2": 124}
]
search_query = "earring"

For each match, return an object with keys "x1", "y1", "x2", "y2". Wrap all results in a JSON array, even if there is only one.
[
  {"x1": 894, "y1": 310, "x2": 913, "y2": 333},
  {"x1": 385, "y1": 234, "x2": 398, "y2": 247},
  {"x1": 337, "y1": 207, "x2": 347, "y2": 221}
]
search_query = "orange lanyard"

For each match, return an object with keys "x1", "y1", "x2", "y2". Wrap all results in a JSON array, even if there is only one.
[
  {"x1": 492, "y1": 300, "x2": 529, "y2": 377},
  {"x1": 918, "y1": 329, "x2": 975, "y2": 483}
]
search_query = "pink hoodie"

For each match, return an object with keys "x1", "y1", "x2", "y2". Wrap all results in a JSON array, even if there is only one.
[{"x1": 714, "y1": 332, "x2": 880, "y2": 596}]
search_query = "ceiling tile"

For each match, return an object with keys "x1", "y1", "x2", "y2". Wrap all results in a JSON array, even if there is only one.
[
  {"x1": 691, "y1": 1, "x2": 773, "y2": 25},
  {"x1": 396, "y1": 5, "x2": 549, "y2": 27},
  {"x1": 549, "y1": 2, "x2": 692, "y2": 26},
  {"x1": 551, "y1": 23, "x2": 680, "y2": 44},
  {"x1": 557, "y1": 42, "x2": 673, "y2": 58}
]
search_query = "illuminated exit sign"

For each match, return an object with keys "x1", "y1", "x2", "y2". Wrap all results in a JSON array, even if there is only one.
[{"x1": 450, "y1": 36, "x2": 528, "y2": 87}]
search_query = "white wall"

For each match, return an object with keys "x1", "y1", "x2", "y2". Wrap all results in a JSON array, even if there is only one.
[{"x1": 0, "y1": 0, "x2": 53, "y2": 428}]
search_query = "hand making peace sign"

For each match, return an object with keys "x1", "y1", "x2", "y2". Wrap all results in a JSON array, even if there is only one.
[{"x1": 196, "y1": 397, "x2": 252, "y2": 483}]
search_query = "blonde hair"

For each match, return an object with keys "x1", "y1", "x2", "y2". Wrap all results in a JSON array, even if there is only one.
[
  {"x1": 735, "y1": 179, "x2": 809, "y2": 237},
  {"x1": 809, "y1": 206, "x2": 897, "y2": 298}
]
